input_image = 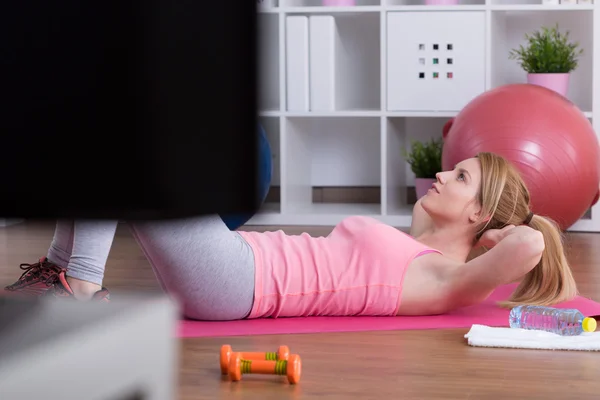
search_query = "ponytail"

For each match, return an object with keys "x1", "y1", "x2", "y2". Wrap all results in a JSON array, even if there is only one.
[{"x1": 498, "y1": 215, "x2": 578, "y2": 308}]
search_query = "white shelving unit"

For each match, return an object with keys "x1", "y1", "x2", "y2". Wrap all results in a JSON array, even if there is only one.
[{"x1": 251, "y1": 0, "x2": 600, "y2": 232}]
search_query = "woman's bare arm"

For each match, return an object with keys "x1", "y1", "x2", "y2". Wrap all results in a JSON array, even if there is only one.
[
  {"x1": 397, "y1": 226, "x2": 544, "y2": 316},
  {"x1": 441, "y1": 226, "x2": 545, "y2": 311}
]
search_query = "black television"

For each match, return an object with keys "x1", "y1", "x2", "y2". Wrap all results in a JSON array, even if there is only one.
[{"x1": 0, "y1": 0, "x2": 258, "y2": 221}]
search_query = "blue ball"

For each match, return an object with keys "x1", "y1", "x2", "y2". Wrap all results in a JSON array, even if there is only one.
[{"x1": 221, "y1": 123, "x2": 272, "y2": 230}]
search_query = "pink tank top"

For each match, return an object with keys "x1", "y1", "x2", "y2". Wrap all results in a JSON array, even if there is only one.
[{"x1": 238, "y1": 216, "x2": 441, "y2": 319}]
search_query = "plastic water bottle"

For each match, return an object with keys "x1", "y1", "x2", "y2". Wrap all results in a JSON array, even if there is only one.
[{"x1": 509, "y1": 305, "x2": 597, "y2": 336}]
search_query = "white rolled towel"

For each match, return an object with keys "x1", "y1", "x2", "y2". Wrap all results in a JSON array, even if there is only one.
[{"x1": 464, "y1": 324, "x2": 600, "y2": 351}]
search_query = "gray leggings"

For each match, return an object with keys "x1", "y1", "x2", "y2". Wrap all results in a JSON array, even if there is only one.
[{"x1": 46, "y1": 215, "x2": 256, "y2": 320}]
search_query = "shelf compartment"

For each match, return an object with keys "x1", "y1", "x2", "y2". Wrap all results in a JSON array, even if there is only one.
[
  {"x1": 246, "y1": 203, "x2": 382, "y2": 226},
  {"x1": 285, "y1": 110, "x2": 382, "y2": 117},
  {"x1": 283, "y1": 116, "x2": 382, "y2": 216},
  {"x1": 386, "y1": 5, "x2": 486, "y2": 9},
  {"x1": 283, "y1": 0, "x2": 381, "y2": 6},
  {"x1": 386, "y1": 0, "x2": 484, "y2": 6},
  {"x1": 386, "y1": 11, "x2": 486, "y2": 112},
  {"x1": 489, "y1": 0, "x2": 593, "y2": 8},
  {"x1": 385, "y1": 116, "x2": 447, "y2": 216},
  {"x1": 490, "y1": 4, "x2": 594, "y2": 9},
  {"x1": 285, "y1": 12, "x2": 380, "y2": 112},
  {"x1": 258, "y1": 13, "x2": 280, "y2": 113},
  {"x1": 285, "y1": 202, "x2": 381, "y2": 215},
  {"x1": 285, "y1": 6, "x2": 382, "y2": 12},
  {"x1": 490, "y1": 10, "x2": 593, "y2": 112}
]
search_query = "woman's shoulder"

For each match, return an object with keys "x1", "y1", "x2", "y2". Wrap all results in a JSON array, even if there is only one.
[{"x1": 397, "y1": 251, "x2": 461, "y2": 315}]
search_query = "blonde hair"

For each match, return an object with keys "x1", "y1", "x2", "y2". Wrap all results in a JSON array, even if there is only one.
[{"x1": 474, "y1": 152, "x2": 578, "y2": 308}]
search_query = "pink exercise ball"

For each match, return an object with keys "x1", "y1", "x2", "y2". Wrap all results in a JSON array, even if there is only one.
[{"x1": 441, "y1": 83, "x2": 600, "y2": 230}]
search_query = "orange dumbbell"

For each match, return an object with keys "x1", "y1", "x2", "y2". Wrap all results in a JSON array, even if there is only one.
[
  {"x1": 220, "y1": 344, "x2": 290, "y2": 375},
  {"x1": 228, "y1": 352, "x2": 302, "y2": 384}
]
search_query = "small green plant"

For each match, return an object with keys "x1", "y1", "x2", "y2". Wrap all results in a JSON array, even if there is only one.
[
  {"x1": 402, "y1": 137, "x2": 443, "y2": 179},
  {"x1": 509, "y1": 24, "x2": 583, "y2": 73}
]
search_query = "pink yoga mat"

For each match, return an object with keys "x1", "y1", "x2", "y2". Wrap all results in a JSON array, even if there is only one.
[{"x1": 177, "y1": 284, "x2": 600, "y2": 338}]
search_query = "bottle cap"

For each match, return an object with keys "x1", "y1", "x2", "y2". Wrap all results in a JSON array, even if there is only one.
[{"x1": 582, "y1": 317, "x2": 597, "y2": 333}]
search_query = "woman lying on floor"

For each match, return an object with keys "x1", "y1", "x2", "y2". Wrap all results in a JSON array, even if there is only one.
[{"x1": 4, "y1": 152, "x2": 577, "y2": 319}]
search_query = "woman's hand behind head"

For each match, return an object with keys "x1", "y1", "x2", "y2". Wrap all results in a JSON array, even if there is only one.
[
  {"x1": 476, "y1": 224, "x2": 516, "y2": 249},
  {"x1": 501, "y1": 214, "x2": 577, "y2": 308}
]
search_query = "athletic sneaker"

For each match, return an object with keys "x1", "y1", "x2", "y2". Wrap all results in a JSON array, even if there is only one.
[
  {"x1": 4, "y1": 257, "x2": 65, "y2": 296},
  {"x1": 42, "y1": 270, "x2": 111, "y2": 302}
]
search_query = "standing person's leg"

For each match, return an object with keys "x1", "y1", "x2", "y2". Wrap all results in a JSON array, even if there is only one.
[
  {"x1": 5, "y1": 219, "x2": 119, "y2": 300},
  {"x1": 47, "y1": 220, "x2": 75, "y2": 266},
  {"x1": 128, "y1": 214, "x2": 255, "y2": 321},
  {"x1": 60, "y1": 220, "x2": 119, "y2": 299},
  {"x1": 4, "y1": 220, "x2": 74, "y2": 295}
]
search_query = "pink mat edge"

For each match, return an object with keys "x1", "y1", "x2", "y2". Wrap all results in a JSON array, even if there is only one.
[{"x1": 176, "y1": 284, "x2": 600, "y2": 338}]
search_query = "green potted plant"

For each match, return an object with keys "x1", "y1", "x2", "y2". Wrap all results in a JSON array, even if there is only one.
[
  {"x1": 508, "y1": 23, "x2": 583, "y2": 97},
  {"x1": 402, "y1": 137, "x2": 443, "y2": 199}
]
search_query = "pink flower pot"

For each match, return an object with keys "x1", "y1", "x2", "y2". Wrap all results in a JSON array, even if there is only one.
[
  {"x1": 527, "y1": 73, "x2": 570, "y2": 97},
  {"x1": 425, "y1": 0, "x2": 459, "y2": 5},
  {"x1": 323, "y1": 0, "x2": 356, "y2": 5},
  {"x1": 415, "y1": 178, "x2": 436, "y2": 200}
]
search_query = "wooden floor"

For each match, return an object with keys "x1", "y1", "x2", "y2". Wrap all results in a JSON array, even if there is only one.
[{"x1": 1, "y1": 220, "x2": 600, "y2": 399}]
